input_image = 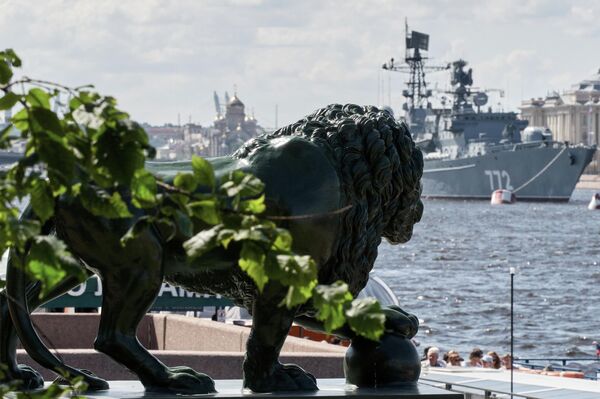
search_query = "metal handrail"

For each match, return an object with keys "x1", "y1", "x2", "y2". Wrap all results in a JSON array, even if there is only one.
[
  {"x1": 515, "y1": 358, "x2": 600, "y2": 381},
  {"x1": 518, "y1": 357, "x2": 599, "y2": 366}
]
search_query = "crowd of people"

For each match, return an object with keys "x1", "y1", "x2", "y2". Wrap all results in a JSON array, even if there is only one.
[{"x1": 422, "y1": 346, "x2": 514, "y2": 369}]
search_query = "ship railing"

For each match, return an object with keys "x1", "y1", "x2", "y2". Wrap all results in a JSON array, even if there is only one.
[
  {"x1": 518, "y1": 357, "x2": 599, "y2": 366},
  {"x1": 486, "y1": 140, "x2": 569, "y2": 154},
  {"x1": 516, "y1": 357, "x2": 599, "y2": 380}
]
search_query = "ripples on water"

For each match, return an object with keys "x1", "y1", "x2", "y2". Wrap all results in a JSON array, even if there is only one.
[{"x1": 373, "y1": 189, "x2": 600, "y2": 359}]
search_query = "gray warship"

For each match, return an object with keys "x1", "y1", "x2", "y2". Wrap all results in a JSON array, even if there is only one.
[{"x1": 383, "y1": 28, "x2": 596, "y2": 201}]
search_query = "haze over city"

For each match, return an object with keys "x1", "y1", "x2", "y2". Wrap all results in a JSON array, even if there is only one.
[{"x1": 3, "y1": 0, "x2": 599, "y2": 127}]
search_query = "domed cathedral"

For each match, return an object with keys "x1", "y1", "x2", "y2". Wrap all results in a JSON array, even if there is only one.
[
  {"x1": 208, "y1": 90, "x2": 263, "y2": 157},
  {"x1": 226, "y1": 94, "x2": 245, "y2": 131}
]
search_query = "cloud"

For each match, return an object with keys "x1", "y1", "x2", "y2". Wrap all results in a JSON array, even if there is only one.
[{"x1": 1, "y1": 0, "x2": 598, "y2": 126}]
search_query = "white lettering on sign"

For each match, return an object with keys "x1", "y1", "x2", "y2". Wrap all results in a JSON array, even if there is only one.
[
  {"x1": 65, "y1": 279, "x2": 214, "y2": 299},
  {"x1": 68, "y1": 283, "x2": 87, "y2": 297},
  {"x1": 178, "y1": 287, "x2": 200, "y2": 298},
  {"x1": 159, "y1": 284, "x2": 179, "y2": 297},
  {"x1": 484, "y1": 170, "x2": 513, "y2": 191}
]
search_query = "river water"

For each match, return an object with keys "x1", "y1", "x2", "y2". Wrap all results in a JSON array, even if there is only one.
[{"x1": 373, "y1": 188, "x2": 600, "y2": 360}]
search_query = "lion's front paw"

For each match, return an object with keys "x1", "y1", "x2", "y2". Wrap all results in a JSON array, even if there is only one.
[
  {"x1": 147, "y1": 369, "x2": 216, "y2": 394},
  {"x1": 383, "y1": 305, "x2": 419, "y2": 339},
  {"x1": 244, "y1": 362, "x2": 318, "y2": 392}
]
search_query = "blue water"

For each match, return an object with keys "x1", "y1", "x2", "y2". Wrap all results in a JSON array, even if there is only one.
[{"x1": 373, "y1": 188, "x2": 600, "y2": 360}]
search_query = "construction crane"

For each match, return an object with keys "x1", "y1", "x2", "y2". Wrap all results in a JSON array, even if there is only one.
[{"x1": 213, "y1": 91, "x2": 221, "y2": 117}]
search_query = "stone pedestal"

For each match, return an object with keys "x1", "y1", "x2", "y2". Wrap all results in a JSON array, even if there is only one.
[{"x1": 83, "y1": 379, "x2": 464, "y2": 398}]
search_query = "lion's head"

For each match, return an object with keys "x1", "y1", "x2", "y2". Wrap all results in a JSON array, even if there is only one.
[{"x1": 235, "y1": 104, "x2": 423, "y2": 294}]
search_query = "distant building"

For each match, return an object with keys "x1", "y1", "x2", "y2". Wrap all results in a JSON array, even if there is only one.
[
  {"x1": 207, "y1": 93, "x2": 261, "y2": 157},
  {"x1": 144, "y1": 124, "x2": 185, "y2": 160},
  {"x1": 148, "y1": 91, "x2": 263, "y2": 160},
  {"x1": 520, "y1": 69, "x2": 600, "y2": 146}
]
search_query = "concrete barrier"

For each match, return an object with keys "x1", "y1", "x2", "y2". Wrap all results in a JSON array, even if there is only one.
[{"x1": 17, "y1": 313, "x2": 345, "y2": 381}]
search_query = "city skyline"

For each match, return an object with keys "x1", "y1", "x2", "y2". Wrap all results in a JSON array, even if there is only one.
[{"x1": 2, "y1": 0, "x2": 599, "y2": 127}]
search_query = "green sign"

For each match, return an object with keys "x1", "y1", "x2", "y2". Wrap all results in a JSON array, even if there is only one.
[{"x1": 44, "y1": 277, "x2": 233, "y2": 310}]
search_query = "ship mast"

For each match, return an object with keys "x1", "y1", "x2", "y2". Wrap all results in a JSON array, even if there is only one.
[{"x1": 382, "y1": 21, "x2": 448, "y2": 112}]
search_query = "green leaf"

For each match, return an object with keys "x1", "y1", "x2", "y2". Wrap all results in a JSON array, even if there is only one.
[
  {"x1": 191, "y1": 155, "x2": 215, "y2": 189},
  {"x1": 266, "y1": 254, "x2": 317, "y2": 287},
  {"x1": 93, "y1": 122, "x2": 146, "y2": 186},
  {"x1": 80, "y1": 186, "x2": 132, "y2": 219},
  {"x1": 174, "y1": 209, "x2": 193, "y2": 238},
  {"x1": 69, "y1": 96, "x2": 83, "y2": 111},
  {"x1": 131, "y1": 169, "x2": 157, "y2": 208},
  {"x1": 155, "y1": 217, "x2": 177, "y2": 242},
  {"x1": 183, "y1": 225, "x2": 223, "y2": 260},
  {"x1": 240, "y1": 194, "x2": 266, "y2": 214},
  {"x1": 312, "y1": 281, "x2": 353, "y2": 332},
  {"x1": 217, "y1": 228, "x2": 236, "y2": 248},
  {"x1": 26, "y1": 88, "x2": 51, "y2": 109},
  {"x1": 345, "y1": 297, "x2": 386, "y2": 341},
  {"x1": 281, "y1": 280, "x2": 316, "y2": 308},
  {"x1": 0, "y1": 92, "x2": 19, "y2": 110},
  {"x1": 231, "y1": 226, "x2": 271, "y2": 245},
  {"x1": 238, "y1": 241, "x2": 268, "y2": 292},
  {"x1": 174, "y1": 172, "x2": 197, "y2": 192},
  {"x1": 11, "y1": 108, "x2": 29, "y2": 131},
  {"x1": 1, "y1": 217, "x2": 41, "y2": 252},
  {"x1": 272, "y1": 229, "x2": 292, "y2": 251},
  {"x1": 0, "y1": 60, "x2": 12, "y2": 84},
  {"x1": 14, "y1": 372, "x2": 88, "y2": 397},
  {"x1": 31, "y1": 107, "x2": 63, "y2": 135},
  {"x1": 0, "y1": 124, "x2": 13, "y2": 149},
  {"x1": 120, "y1": 216, "x2": 154, "y2": 246},
  {"x1": 77, "y1": 90, "x2": 100, "y2": 106},
  {"x1": 188, "y1": 200, "x2": 221, "y2": 224},
  {"x1": 30, "y1": 179, "x2": 54, "y2": 222},
  {"x1": 220, "y1": 170, "x2": 264, "y2": 199},
  {"x1": 26, "y1": 236, "x2": 86, "y2": 297},
  {"x1": 3, "y1": 49, "x2": 22, "y2": 67}
]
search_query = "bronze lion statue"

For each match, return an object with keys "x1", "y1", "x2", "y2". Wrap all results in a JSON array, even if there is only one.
[{"x1": 0, "y1": 104, "x2": 423, "y2": 394}]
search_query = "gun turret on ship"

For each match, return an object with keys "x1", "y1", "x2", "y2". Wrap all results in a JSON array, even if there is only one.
[{"x1": 383, "y1": 25, "x2": 596, "y2": 201}]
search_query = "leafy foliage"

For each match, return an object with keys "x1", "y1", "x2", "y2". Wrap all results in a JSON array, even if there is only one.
[
  {"x1": 0, "y1": 50, "x2": 385, "y2": 353},
  {"x1": 0, "y1": 365, "x2": 88, "y2": 398}
]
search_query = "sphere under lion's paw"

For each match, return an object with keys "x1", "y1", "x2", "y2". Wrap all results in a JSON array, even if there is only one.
[{"x1": 344, "y1": 333, "x2": 421, "y2": 388}]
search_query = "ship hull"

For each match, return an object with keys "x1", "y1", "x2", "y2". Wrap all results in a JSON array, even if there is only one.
[{"x1": 422, "y1": 144, "x2": 596, "y2": 202}]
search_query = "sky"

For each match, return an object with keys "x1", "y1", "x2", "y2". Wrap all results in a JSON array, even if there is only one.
[{"x1": 2, "y1": 0, "x2": 599, "y2": 128}]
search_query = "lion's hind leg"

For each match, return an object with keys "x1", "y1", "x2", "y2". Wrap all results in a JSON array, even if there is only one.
[
  {"x1": 2, "y1": 271, "x2": 108, "y2": 391},
  {"x1": 0, "y1": 284, "x2": 44, "y2": 390}
]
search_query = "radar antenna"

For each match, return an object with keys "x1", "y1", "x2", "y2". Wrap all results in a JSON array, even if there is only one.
[{"x1": 382, "y1": 20, "x2": 449, "y2": 111}]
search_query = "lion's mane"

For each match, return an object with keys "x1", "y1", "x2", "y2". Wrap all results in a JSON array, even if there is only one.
[{"x1": 234, "y1": 104, "x2": 423, "y2": 295}]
